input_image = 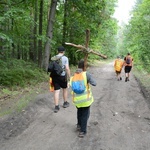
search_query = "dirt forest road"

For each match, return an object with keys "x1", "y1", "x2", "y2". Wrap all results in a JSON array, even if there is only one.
[{"x1": 0, "y1": 62, "x2": 150, "y2": 150}]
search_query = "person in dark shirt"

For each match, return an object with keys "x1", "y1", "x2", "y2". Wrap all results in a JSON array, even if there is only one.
[{"x1": 124, "y1": 53, "x2": 133, "y2": 82}]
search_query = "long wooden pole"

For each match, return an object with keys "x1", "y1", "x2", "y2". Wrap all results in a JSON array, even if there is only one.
[
  {"x1": 65, "y1": 29, "x2": 107, "y2": 71},
  {"x1": 84, "y1": 29, "x2": 90, "y2": 71},
  {"x1": 65, "y1": 43, "x2": 107, "y2": 59}
]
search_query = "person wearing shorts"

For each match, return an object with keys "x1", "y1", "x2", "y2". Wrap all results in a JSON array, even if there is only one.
[
  {"x1": 124, "y1": 53, "x2": 133, "y2": 82},
  {"x1": 51, "y1": 46, "x2": 71, "y2": 113},
  {"x1": 114, "y1": 56, "x2": 123, "y2": 81}
]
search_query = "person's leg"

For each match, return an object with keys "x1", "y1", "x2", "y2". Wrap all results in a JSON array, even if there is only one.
[
  {"x1": 117, "y1": 71, "x2": 122, "y2": 80},
  {"x1": 117, "y1": 72, "x2": 119, "y2": 80},
  {"x1": 77, "y1": 108, "x2": 82, "y2": 131},
  {"x1": 62, "y1": 88, "x2": 69, "y2": 108},
  {"x1": 116, "y1": 71, "x2": 119, "y2": 80},
  {"x1": 128, "y1": 73, "x2": 129, "y2": 78},
  {"x1": 125, "y1": 66, "x2": 129, "y2": 82},
  {"x1": 125, "y1": 71, "x2": 128, "y2": 78},
  {"x1": 126, "y1": 72, "x2": 130, "y2": 81},
  {"x1": 127, "y1": 66, "x2": 132, "y2": 81},
  {"x1": 118, "y1": 73, "x2": 120, "y2": 80},
  {"x1": 52, "y1": 76, "x2": 61, "y2": 112},
  {"x1": 79, "y1": 106, "x2": 90, "y2": 137},
  {"x1": 63, "y1": 88, "x2": 68, "y2": 102},
  {"x1": 125, "y1": 74, "x2": 128, "y2": 82},
  {"x1": 54, "y1": 90, "x2": 60, "y2": 113},
  {"x1": 54, "y1": 90, "x2": 60, "y2": 105},
  {"x1": 58, "y1": 76, "x2": 69, "y2": 108},
  {"x1": 119, "y1": 72, "x2": 122, "y2": 80}
]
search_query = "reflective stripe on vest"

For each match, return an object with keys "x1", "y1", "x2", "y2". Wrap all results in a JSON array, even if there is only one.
[{"x1": 73, "y1": 93, "x2": 93, "y2": 104}]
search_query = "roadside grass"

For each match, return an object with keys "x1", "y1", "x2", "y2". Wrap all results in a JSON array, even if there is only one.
[
  {"x1": 133, "y1": 67, "x2": 150, "y2": 99},
  {"x1": 0, "y1": 82, "x2": 49, "y2": 117},
  {"x1": 0, "y1": 59, "x2": 48, "y2": 117}
]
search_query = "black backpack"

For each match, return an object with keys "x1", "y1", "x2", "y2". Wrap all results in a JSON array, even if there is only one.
[{"x1": 47, "y1": 55, "x2": 65, "y2": 76}]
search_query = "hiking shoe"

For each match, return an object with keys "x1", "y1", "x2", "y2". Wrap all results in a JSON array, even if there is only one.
[
  {"x1": 127, "y1": 78, "x2": 129, "y2": 81},
  {"x1": 54, "y1": 105, "x2": 60, "y2": 113},
  {"x1": 78, "y1": 132, "x2": 86, "y2": 138},
  {"x1": 120, "y1": 77, "x2": 122, "y2": 80},
  {"x1": 63, "y1": 101, "x2": 69, "y2": 108},
  {"x1": 125, "y1": 77, "x2": 128, "y2": 82}
]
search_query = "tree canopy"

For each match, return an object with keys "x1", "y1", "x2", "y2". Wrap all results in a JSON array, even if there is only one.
[
  {"x1": 0, "y1": 0, "x2": 117, "y2": 68},
  {"x1": 116, "y1": 0, "x2": 150, "y2": 72},
  {"x1": 0, "y1": 0, "x2": 149, "y2": 73}
]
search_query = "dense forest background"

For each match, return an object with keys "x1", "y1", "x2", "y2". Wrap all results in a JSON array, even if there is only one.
[{"x1": 0, "y1": 0, "x2": 150, "y2": 87}]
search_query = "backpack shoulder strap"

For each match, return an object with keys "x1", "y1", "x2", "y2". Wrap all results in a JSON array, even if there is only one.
[
  {"x1": 81, "y1": 71, "x2": 88, "y2": 87},
  {"x1": 51, "y1": 55, "x2": 64, "y2": 61}
]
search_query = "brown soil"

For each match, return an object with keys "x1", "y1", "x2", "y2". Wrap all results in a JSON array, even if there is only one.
[{"x1": 0, "y1": 62, "x2": 150, "y2": 150}]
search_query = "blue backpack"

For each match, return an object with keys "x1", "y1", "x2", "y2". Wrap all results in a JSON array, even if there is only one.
[{"x1": 71, "y1": 72, "x2": 86, "y2": 94}]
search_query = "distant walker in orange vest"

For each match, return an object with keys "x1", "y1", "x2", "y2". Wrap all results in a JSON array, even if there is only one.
[{"x1": 114, "y1": 56, "x2": 123, "y2": 81}]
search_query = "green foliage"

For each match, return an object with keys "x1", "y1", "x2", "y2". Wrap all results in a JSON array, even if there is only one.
[
  {"x1": 2, "y1": 88, "x2": 19, "y2": 95},
  {"x1": 53, "y1": 0, "x2": 117, "y2": 63},
  {"x1": 116, "y1": 0, "x2": 150, "y2": 73},
  {"x1": 1, "y1": 0, "x2": 117, "y2": 69},
  {"x1": 0, "y1": 59, "x2": 47, "y2": 87}
]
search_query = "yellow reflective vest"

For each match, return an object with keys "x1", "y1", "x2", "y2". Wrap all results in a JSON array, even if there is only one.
[
  {"x1": 114, "y1": 59, "x2": 123, "y2": 72},
  {"x1": 70, "y1": 71, "x2": 94, "y2": 108}
]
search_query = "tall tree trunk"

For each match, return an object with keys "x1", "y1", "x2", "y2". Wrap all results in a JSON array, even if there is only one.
[
  {"x1": 33, "y1": 0, "x2": 38, "y2": 63},
  {"x1": 62, "y1": 0, "x2": 68, "y2": 45},
  {"x1": 11, "y1": 19, "x2": 15, "y2": 58},
  {"x1": 42, "y1": 0, "x2": 57, "y2": 71},
  {"x1": 38, "y1": 0, "x2": 43, "y2": 67},
  {"x1": 17, "y1": 44, "x2": 21, "y2": 59},
  {"x1": 29, "y1": 9, "x2": 34, "y2": 61},
  {"x1": 84, "y1": 29, "x2": 90, "y2": 71}
]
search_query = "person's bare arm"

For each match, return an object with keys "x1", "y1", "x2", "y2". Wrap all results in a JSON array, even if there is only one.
[{"x1": 65, "y1": 64, "x2": 71, "y2": 81}]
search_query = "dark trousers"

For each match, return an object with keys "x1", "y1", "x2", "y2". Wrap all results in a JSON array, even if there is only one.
[{"x1": 77, "y1": 106, "x2": 90, "y2": 133}]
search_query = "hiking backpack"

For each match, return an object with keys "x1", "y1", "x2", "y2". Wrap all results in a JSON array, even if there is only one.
[
  {"x1": 126, "y1": 57, "x2": 131, "y2": 64},
  {"x1": 47, "y1": 55, "x2": 64, "y2": 76},
  {"x1": 71, "y1": 72, "x2": 86, "y2": 94}
]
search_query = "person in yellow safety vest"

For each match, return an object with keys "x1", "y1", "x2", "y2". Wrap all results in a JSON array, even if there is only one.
[
  {"x1": 114, "y1": 56, "x2": 124, "y2": 81},
  {"x1": 70, "y1": 59, "x2": 97, "y2": 138}
]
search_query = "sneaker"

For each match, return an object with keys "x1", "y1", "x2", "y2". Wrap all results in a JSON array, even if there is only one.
[
  {"x1": 78, "y1": 132, "x2": 86, "y2": 138},
  {"x1": 63, "y1": 101, "x2": 69, "y2": 108},
  {"x1": 120, "y1": 77, "x2": 122, "y2": 80},
  {"x1": 54, "y1": 105, "x2": 60, "y2": 113},
  {"x1": 125, "y1": 77, "x2": 128, "y2": 82}
]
